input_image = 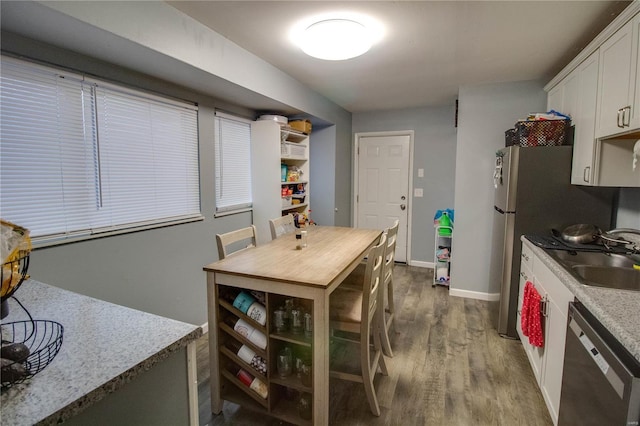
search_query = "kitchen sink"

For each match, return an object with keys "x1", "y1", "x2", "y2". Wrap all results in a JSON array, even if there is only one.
[
  {"x1": 546, "y1": 249, "x2": 640, "y2": 291},
  {"x1": 549, "y1": 250, "x2": 637, "y2": 268},
  {"x1": 571, "y1": 265, "x2": 640, "y2": 291}
]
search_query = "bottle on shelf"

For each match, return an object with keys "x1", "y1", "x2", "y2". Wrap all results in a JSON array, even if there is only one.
[
  {"x1": 231, "y1": 291, "x2": 267, "y2": 326},
  {"x1": 224, "y1": 316, "x2": 267, "y2": 349},
  {"x1": 226, "y1": 339, "x2": 267, "y2": 375},
  {"x1": 227, "y1": 364, "x2": 268, "y2": 399}
]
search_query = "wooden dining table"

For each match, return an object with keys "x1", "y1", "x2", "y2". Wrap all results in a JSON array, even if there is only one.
[{"x1": 203, "y1": 225, "x2": 383, "y2": 425}]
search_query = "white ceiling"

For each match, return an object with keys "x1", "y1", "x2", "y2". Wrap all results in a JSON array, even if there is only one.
[{"x1": 169, "y1": 0, "x2": 631, "y2": 113}]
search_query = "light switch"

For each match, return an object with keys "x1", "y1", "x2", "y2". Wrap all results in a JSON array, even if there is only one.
[
  {"x1": 418, "y1": 168, "x2": 424, "y2": 178},
  {"x1": 414, "y1": 188, "x2": 423, "y2": 197}
]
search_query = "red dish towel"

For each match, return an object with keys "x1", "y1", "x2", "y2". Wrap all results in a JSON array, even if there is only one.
[{"x1": 520, "y1": 281, "x2": 544, "y2": 348}]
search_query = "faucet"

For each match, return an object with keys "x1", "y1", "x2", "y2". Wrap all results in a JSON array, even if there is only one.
[{"x1": 603, "y1": 228, "x2": 640, "y2": 254}]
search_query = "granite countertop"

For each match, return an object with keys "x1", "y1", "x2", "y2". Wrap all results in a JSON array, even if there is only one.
[
  {"x1": 522, "y1": 236, "x2": 640, "y2": 362},
  {"x1": 1, "y1": 280, "x2": 202, "y2": 425}
]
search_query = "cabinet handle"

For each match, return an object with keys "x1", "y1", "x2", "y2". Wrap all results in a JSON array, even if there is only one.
[
  {"x1": 583, "y1": 166, "x2": 590, "y2": 183},
  {"x1": 539, "y1": 296, "x2": 549, "y2": 317},
  {"x1": 520, "y1": 271, "x2": 529, "y2": 281},
  {"x1": 623, "y1": 106, "x2": 632, "y2": 127},
  {"x1": 617, "y1": 108, "x2": 624, "y2": 128},
  {"x1": 521, "y1": 253, "x2": 529, "y2": 262}
]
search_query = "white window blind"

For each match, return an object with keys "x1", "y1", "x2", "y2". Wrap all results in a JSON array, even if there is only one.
[
  {"x1": 214, "y1": 112, "x2": 252, "y2": 214},
  {"x1": 0, "y1": 56, "x2": 201, "y2": 243},
  {"x1": 91, "y1": 83, "x2": 201, "y2": 231}
]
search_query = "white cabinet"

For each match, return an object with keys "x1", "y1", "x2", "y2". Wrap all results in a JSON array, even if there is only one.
[
  {"x1": 516, "y1": 244, "x2": 544, "y2": 382},
  {"x1": 571, "y1": 51, "x2": 600, "y2": 185},
  {"x1": 518, "y1": 242, "x2": 574, "y2": 425},
  {"x1": 595, "y1": 17, "x2": 639, "y2": 138},
  {"x1": 251, "y1": 120, "x2": 310, "y2": 245},
  {"x1": 546, "y1": 70, "x2": 579, "y2": 119}
]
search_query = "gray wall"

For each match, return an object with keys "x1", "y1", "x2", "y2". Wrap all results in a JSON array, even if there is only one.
[
  {"x1": 352, "y1": 105, "x2": 458, "y2": 263},
  {"x1": 617, "y1": 188, "x2": 640, "y2": 228},
  {"x1": 451, "y1": 81, "x2": 547, "y2": 297}
]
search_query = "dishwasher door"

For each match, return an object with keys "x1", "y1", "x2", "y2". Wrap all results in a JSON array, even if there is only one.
[{"x1": 558, "y1": 302, "x2": 640, "y2": 426}]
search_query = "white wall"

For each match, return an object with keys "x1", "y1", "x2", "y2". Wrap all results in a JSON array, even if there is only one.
[
  {"x1": 450, "y1": 81, "x2": 546, "y2": 298},
  {"x1": 353, "y1": 105, "x2": 457, "y2": 264}
]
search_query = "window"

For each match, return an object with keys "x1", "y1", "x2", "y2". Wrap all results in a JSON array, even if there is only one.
[
  {"x1": 214, "y1": 112, "x2": 252, "y2": 214},
  {"x1": 0, "y1": 56, "x2": 201, "y2": 244}
]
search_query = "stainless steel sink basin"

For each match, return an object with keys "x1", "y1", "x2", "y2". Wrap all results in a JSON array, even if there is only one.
[
  {"x1": 545, "y1": 249, "x2": 640, "y2": 291},
  {"x1": 571, "y1": 265, "x2": 640, "y2": 291},
  {"x1": 549, "y1": 250, "x2": 637, "y2": 269}
]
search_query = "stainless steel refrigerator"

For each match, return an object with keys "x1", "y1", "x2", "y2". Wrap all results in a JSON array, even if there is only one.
[{"x1": 490, "y1": 145, "x2": 614, "y2": 338}]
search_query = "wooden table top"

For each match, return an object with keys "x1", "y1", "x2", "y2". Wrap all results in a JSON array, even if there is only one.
[{"x1": 204, "y1": 226, "x2": 382, "y2": 288}]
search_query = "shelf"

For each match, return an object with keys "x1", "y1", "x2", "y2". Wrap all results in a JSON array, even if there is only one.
[
  {"x1": 220, "y1": 347, "x2": 268, "y2": 383},
  {"x1": 270, "y1": 375, "x2": 312, "y2": 393},
  {"x1": 281, "y1": 155, "x2": 307, "y2": 162},
  {"x1": 219, "y1": 299, "x2": 268, "y2": 334},
  {"x1": 219, "y1": 323, "x2": 267, "y2": 358},
  {"x1": 270, "y1": 331, "x2": 312, "y2": 347},
  {"x1": 282, "y1": 202, "x2": 308, "y2": 212},
  {"x1": 281, "y1": 180, "x2": 308, "y2": 186},
  {"x1": 221, "y1": 369, "x2": 269, "y2": 409}
]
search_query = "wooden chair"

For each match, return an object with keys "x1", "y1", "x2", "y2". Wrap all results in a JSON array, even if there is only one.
[
  {"x1": 329, "y1": 233, "x2": 388, "y2": 416},
  {"x1": 339, "y1": 220, "x2": 399, "y2": 357},
  {"x1": 268, "y1": 214, "x2": 296, "y2": 240},
  {"x1": 380, "y1": 220, "x2": 399, "y2": 357},
  {"x1": 215, "y1": 225, "x2": 258, "y2": 259}
]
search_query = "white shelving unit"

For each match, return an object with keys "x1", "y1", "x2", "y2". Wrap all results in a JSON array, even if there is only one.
[
  {"x1": 433, "y1": 225, "x2": 453, "y2": 287},
  {"x1": 251, "y1": 120, "x2": 310, "y2": 245}
]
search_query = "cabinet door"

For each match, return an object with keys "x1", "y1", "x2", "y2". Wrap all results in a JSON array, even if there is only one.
[
  {"x1": 547, "y1": 84, "x2": 563, "y2": 113},
  {"x1": 517, "y1": 263, "x2": 545, "y2": 385},
  {"x1": 546, "y1": 72, "x2": 578, "y2": 117},
  {"x1": 631, "y1": 14, "x2": 640, "y2": 130},
  {"x1": 534, "y1": 257, "x2": 574, "y2": 426},
  {"x1": 595, "y1": 19, "x2": 635, "y2": 138},
  {"x1": 571, "y1": 51, "x2": 600, "y2": 185}
]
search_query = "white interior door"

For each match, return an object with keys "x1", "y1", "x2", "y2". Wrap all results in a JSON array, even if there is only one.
[{"x1": 355, "y1": 133, "x2": 411, "y2": 262}]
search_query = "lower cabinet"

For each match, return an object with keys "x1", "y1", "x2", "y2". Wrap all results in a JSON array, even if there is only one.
[
  {"x1": 518, "y1": 242, "x2": 574, "y2": 425},
  {"x1": 216, "y1": 285, "x2": 314, "y2": 426}
]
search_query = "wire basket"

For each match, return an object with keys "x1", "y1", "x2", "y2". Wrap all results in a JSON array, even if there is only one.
[
  {"x1": 515, "y1": 120, "x2": 570, "y2": 147},
  {"x1": 1, "y1": 316, "x2": 64, "y2": 390},
  {"x1": 1, "y1": 252, "x2": 30, "y2": 303}
]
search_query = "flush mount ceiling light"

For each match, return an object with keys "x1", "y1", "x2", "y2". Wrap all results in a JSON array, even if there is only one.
[
  {"x1": 291, "y1": 13, "x2": 384, "y2": 61},
  {"x1": 301, "y1": 19, "x2": 371, "y2": 60}
]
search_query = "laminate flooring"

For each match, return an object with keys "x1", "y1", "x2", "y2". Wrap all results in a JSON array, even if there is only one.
[{"x1": 197, "y1": 264, "x2": 552, "y2": 426}]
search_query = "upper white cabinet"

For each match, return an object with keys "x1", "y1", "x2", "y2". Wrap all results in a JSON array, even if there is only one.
[
  {"x1": 595, "y1": 17, "x2": 639, "y2": 138},
  {"x1": 546, "y1": 6, "x2": 640, "y2": 187},
  {"x1": 571, "y1": 51, "x2": 600, "y2": 185}
]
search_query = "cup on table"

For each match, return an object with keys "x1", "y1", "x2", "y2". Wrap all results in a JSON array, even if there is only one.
[{"x1": 277, "y1": 347, "x2": 292, "y2": 378}]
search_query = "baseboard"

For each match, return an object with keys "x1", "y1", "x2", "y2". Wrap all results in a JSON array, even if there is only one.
[
  {"x1": 408, "y1": 260, "x2": 434, "y2": 268},
  {"x1": 201, "y1": 321, "x2": 208, "y2": 335},
  {"x1": 448, "y1": 288, "x2": 500, "y2": 302}
]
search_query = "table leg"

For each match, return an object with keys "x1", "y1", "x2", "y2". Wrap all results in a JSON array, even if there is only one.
[
  {"x1": 207, "y1": 273, "x2": 223, "y2": 415},
  {"x1": 312, "y1": 290, "x2": 329, "y2": 425}
]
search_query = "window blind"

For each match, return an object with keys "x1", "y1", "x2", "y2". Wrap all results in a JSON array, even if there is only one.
[
  {"x1": 214, "y1": 112, "x2": 252, "y2": 213},
  {"x1": 0, "y1": 56, "x2": 201, "y2": 243}
]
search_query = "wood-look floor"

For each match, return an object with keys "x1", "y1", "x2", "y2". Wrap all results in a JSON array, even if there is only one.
[{"x1": 197, "y1": 265, "x2": 552, "y2": 426}]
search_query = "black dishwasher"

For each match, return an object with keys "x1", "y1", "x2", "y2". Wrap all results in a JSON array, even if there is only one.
[{"x1": 558, "y1": 302, "x2": 640, "y2": 426}]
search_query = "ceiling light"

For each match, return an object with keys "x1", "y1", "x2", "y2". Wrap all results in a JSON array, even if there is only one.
[{"x1": 300, "y1": 18, "x2": 373, "y2": 60}]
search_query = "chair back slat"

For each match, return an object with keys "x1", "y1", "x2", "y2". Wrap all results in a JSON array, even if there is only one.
[{"x1": 216, "y1": 225, "x2": 258, "y2": 259}]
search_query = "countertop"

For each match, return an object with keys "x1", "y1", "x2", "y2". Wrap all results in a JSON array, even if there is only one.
[
  {"x1": 522, "y1": 236, "x2": 640, "y2": 362},
  {"x1": 1, "y1": 280, "x2": 202, "y2": 425}
]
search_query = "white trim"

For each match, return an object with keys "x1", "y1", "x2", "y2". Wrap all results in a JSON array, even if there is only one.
[
  {"x1": 353, "y1": 130, "x2": 415, "y2": 264},
  {"x1": 544, "y1": 2, "x2": 640, "y2": 91},
  {"x1": 448, "y1": 288, "x2": 500, "y2": 302},
  {"x1": 408, "y1": 260, "x2": 433, "y2": 269}
]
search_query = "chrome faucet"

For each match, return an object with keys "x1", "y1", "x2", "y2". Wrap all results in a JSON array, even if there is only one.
[{"x1": 603, "y1": 228, "x2": 640, "y2": 253}]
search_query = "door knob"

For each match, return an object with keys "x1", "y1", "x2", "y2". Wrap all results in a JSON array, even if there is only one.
[
  {"x1": 401, "y1": 195, "x2": 406, "y2": 201},
  {"x1": 400, "y1": 204, "x2": 406, "y2": 210}
]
